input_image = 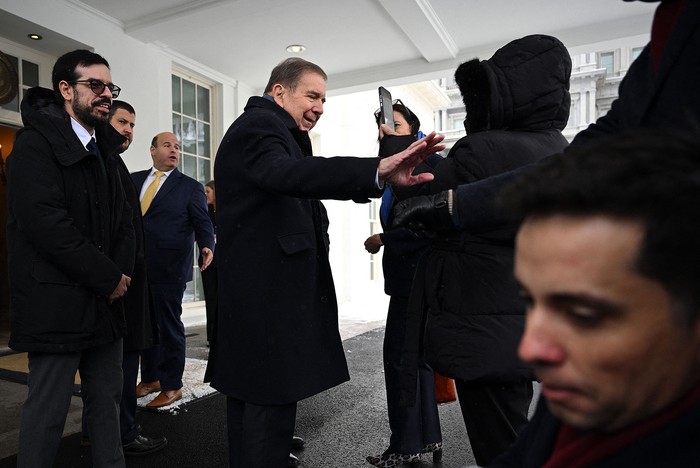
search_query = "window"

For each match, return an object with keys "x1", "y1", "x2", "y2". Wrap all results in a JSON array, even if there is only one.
[
  {"x1": 171, "y1": 74, "x2": 212, "y2": 184},
  {"x1": 600, "y1": 52, "x2": 614, "y2": 75},
  {"x1": 172, "y1": 73, "x2": 213, "y2": 304},
  {"x1": 368, "y1": 199, "x2": 382, "y2": 281},
  {"x1": 0, "y1": 54, "x2": 39, "y2": 114},
  {"x1": 631, "y1": 47, "x2": 644, "y2": 62}
]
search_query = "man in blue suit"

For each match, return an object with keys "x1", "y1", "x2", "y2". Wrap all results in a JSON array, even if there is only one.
[{"x1": 132, "y1": 131, "x2": 215, "y2": 408}]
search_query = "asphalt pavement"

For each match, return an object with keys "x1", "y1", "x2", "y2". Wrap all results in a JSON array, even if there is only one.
[{"x1": 0, "y1": 317, "x2": 535, "y2": 467}]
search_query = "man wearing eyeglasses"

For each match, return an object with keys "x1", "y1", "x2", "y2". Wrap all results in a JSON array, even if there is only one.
[{"x1": 6, "y1": 49, "x2": 134, "y2": 468}]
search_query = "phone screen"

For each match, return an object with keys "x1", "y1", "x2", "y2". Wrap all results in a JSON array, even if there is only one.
[{"x1": 378, "y1": 86, "x2": 395, "y2": 130}]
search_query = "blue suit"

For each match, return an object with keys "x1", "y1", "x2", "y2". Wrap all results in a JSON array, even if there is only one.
[{"x1": 132, "y1": 168, "x2": 214, "y2": 391}]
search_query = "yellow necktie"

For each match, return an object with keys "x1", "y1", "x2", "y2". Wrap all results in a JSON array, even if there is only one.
[{"x1": 140, "y1": 171, "x2": 164, "y2": 214}]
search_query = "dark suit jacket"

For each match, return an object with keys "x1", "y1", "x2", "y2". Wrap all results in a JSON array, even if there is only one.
[
  {"x1": 206, "y1": 96, "x2": 382, "y2": 405},
  {"x1": 131, "y1": 168, "x2": 214, "y2": 285}
]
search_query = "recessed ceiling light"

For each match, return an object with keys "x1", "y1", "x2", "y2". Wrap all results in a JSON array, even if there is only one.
[
  {"x1": 286, "y1": 44, "x2": 305, "y2": 54},
  {"x1": 28, "y1": 34, "x2": 43, "y2": 40}
]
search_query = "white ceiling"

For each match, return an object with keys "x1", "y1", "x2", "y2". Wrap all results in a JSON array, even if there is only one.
[{"x1": 19, "y1": 0, "x2": 661, "y2": 93}]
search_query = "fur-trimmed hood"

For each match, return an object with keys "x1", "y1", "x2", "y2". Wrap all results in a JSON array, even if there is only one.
[{"x1": 455, "y1": 34, "x2": 571, "y2": 133}]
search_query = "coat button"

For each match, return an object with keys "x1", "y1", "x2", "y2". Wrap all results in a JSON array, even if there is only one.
[{"x1": 320, "y1": 295, "x2": 329, "y2": 303}]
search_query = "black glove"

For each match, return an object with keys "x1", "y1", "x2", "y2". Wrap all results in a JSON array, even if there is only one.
[{"x1": 391, "y1": 190, "x2": 455, "y2": 232}]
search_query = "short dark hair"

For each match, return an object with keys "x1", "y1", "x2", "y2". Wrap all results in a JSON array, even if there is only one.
[
  {"x1": 52, "y1": 49, "x2": 110, "y2": 104},
  {"x1": 500, "y1": 129, "x2": 700, "y2": 325},
  {"x1": 109, "y1": 99, "x2": 135, "y2": 119},
  {"x1": 151, "y1": 135, "x2": 159, "y2": 147},
  {"x1": 263, "y1": 57, "x2": 327, "y2": 94}
]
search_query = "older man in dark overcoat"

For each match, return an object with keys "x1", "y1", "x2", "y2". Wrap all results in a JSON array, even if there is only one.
[{"x1": 205, "y1": 57, "x2": 444, "y2": 467}]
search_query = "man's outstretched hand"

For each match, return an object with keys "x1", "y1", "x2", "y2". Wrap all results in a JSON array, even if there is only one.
[
  {"x1": 391, "y1": 190, "x2": 455, "y2": 233},
  {"x1": 378, "y1": 131, "x2": 445, "y2": 186}
]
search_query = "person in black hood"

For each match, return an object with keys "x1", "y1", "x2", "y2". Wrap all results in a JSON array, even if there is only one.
[
  {"x1": 394, "y1": 34, "x2": 571, "y2": 467},
  {"x1": 6, "y1": 49, "x2": 134, "y2": 467}
]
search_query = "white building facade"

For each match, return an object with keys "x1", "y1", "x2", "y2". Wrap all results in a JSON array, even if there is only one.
[{"x1": 0, "y1": 0, "x2": 651, "y2": 335}]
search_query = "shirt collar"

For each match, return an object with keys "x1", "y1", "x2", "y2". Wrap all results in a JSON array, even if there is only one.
[
  {"x1": 70, "y1": 117, "x2": 95, "y2": 149},
  {"x1": 151, "y1": 167, "x2": 176, "y2": 177}
]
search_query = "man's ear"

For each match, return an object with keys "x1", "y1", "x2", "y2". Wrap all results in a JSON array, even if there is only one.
[
  {"x1": 58, "y1": 80, "x2": 73, "y2": 103},
  {"x1": 271, "y1": 83, "x2": 285, "y2": 106}
]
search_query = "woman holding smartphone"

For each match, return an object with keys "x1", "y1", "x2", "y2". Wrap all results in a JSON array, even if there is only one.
[{"x1": 363, "y1": 100, "x2": 444, "y2": 467}]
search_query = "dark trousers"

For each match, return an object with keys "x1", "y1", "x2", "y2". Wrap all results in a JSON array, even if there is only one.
[
  {"x1": 226, "y1": 396, "x2": 296, "y2": 468},
  {"x1": 19, "y1": 339, "x2": 124, "y2": 468},
  {"x1": 82, "y1": 348, "x2": 140, "y2": 444},
  {"x1": 120, "y1": 350, "x2": 140, "y2": 443},
  {"x1": 201, "y1": 265, "x2": 218, "y2": 343},
  {"x1": 384, "y1": 296, "x2": 442, "y2": 454},
  {"x1": 455, "y1": 379, "x2": 533, "y2": 466},
  {"x1": 140, "y1": 283, "x2": 186, "y2": 390}
]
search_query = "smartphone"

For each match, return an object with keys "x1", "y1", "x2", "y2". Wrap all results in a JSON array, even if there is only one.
[{"x1": 378, "y1": 86, "x2": 395, "y2": 130}]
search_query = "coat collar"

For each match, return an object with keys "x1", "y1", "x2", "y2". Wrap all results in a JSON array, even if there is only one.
[
  {"x1": 245, "y1": 96, "x2": 313, "y2": 156},
  {"x1": 20, "y1": 86, "x2": 126, "y2": 166}
]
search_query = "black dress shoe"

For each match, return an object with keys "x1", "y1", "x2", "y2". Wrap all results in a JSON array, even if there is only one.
[
  {"x1": 288, "y1": 452, "x2": 300, "y2": 467},
  {"x1": 122, "y1": 434, "x2": 168, "y2": 456},
  {"x1": 291, "y1": 436, "x2": 305, "y2": 450}
]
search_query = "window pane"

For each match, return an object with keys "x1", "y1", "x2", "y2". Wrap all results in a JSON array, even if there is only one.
[
  {"x1": 182, "y1": 80, "x2": 196, "y2": 117},
  {"x1": 197, "y1": 122, "x2": 210, "y2": 158},
  {"x1": 601, "y1": 52, "x2": 614, "y2": 74},
  {"x1": 171, "y1": 75, "x2": 181, "y2": 113},
  {"x1": 182, "y1": 117, "x2": 197, "y2": 154},
  {"x1": 22, "y1": 61, "x2": 39, "y2": 87},
  {"x1": 197, "y1": 86, "x2": 210, "y2": 122},
  {"x1": 183, "y1": 154, "x2": 197, "y2": 178},
  {"x1": 198, "y1": 157, "x2": 211, "y2": 184},
  {"x1": 172, "y1": 113, "x2": 182, "y2": 143},
  {"x1": 632, "y1": 47, "x2": 643, "y2": 61},
  {"x1": 1, "y1": 94, "x2": 18, "y2": 112},
  {"x1": 193, "y1": 269, "x2": 203, "y2": 301}
]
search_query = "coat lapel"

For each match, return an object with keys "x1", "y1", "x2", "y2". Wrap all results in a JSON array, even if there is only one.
[{"x1": 148, "y1": 168, "x2": 181, "y2": 210}]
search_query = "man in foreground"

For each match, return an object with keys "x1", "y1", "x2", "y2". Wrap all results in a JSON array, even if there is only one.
[
  {"x1": 7, "y1": 49, "x2": 134, "y2": 467},
  {"x1": 491, "y1": 130, "x2": 700, "y2": 466},
  {"x1": 206, "y1": 57, "x2": 444, "y2": 467}
]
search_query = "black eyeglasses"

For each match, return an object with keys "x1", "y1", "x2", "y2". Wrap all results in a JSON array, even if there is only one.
[{"x1": 69, "y1": 79, "x2": 121, "y2": 99}]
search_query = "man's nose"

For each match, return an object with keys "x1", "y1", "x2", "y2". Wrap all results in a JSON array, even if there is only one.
[
  {"x1": 99, "y1": 86, "x2": 113, "y2": 99},
  {"x1": 518, "y1": 309, "x2": 564, "y2": 365}
]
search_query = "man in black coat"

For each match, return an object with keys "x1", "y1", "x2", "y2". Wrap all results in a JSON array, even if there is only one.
[
  {"x1": 6, "y1": 49, "x2": 134, "y2": 468},
  {"x1": 205, "y1": 57, "x2": 444, "y2": 468},
  {"x1": 107, "y1": 101, "x2": 167, "y2": 454},
  {"x1": 393, "y1": 0, "x2": 698, "y2": 235},
  {"x1": 492, "y1": 130, "x2": 700, "y2": 467}
]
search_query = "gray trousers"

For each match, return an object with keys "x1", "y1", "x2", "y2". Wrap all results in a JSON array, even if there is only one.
[{"x1": 18, "y1": 338, "x2": 124, "y2": 468}]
